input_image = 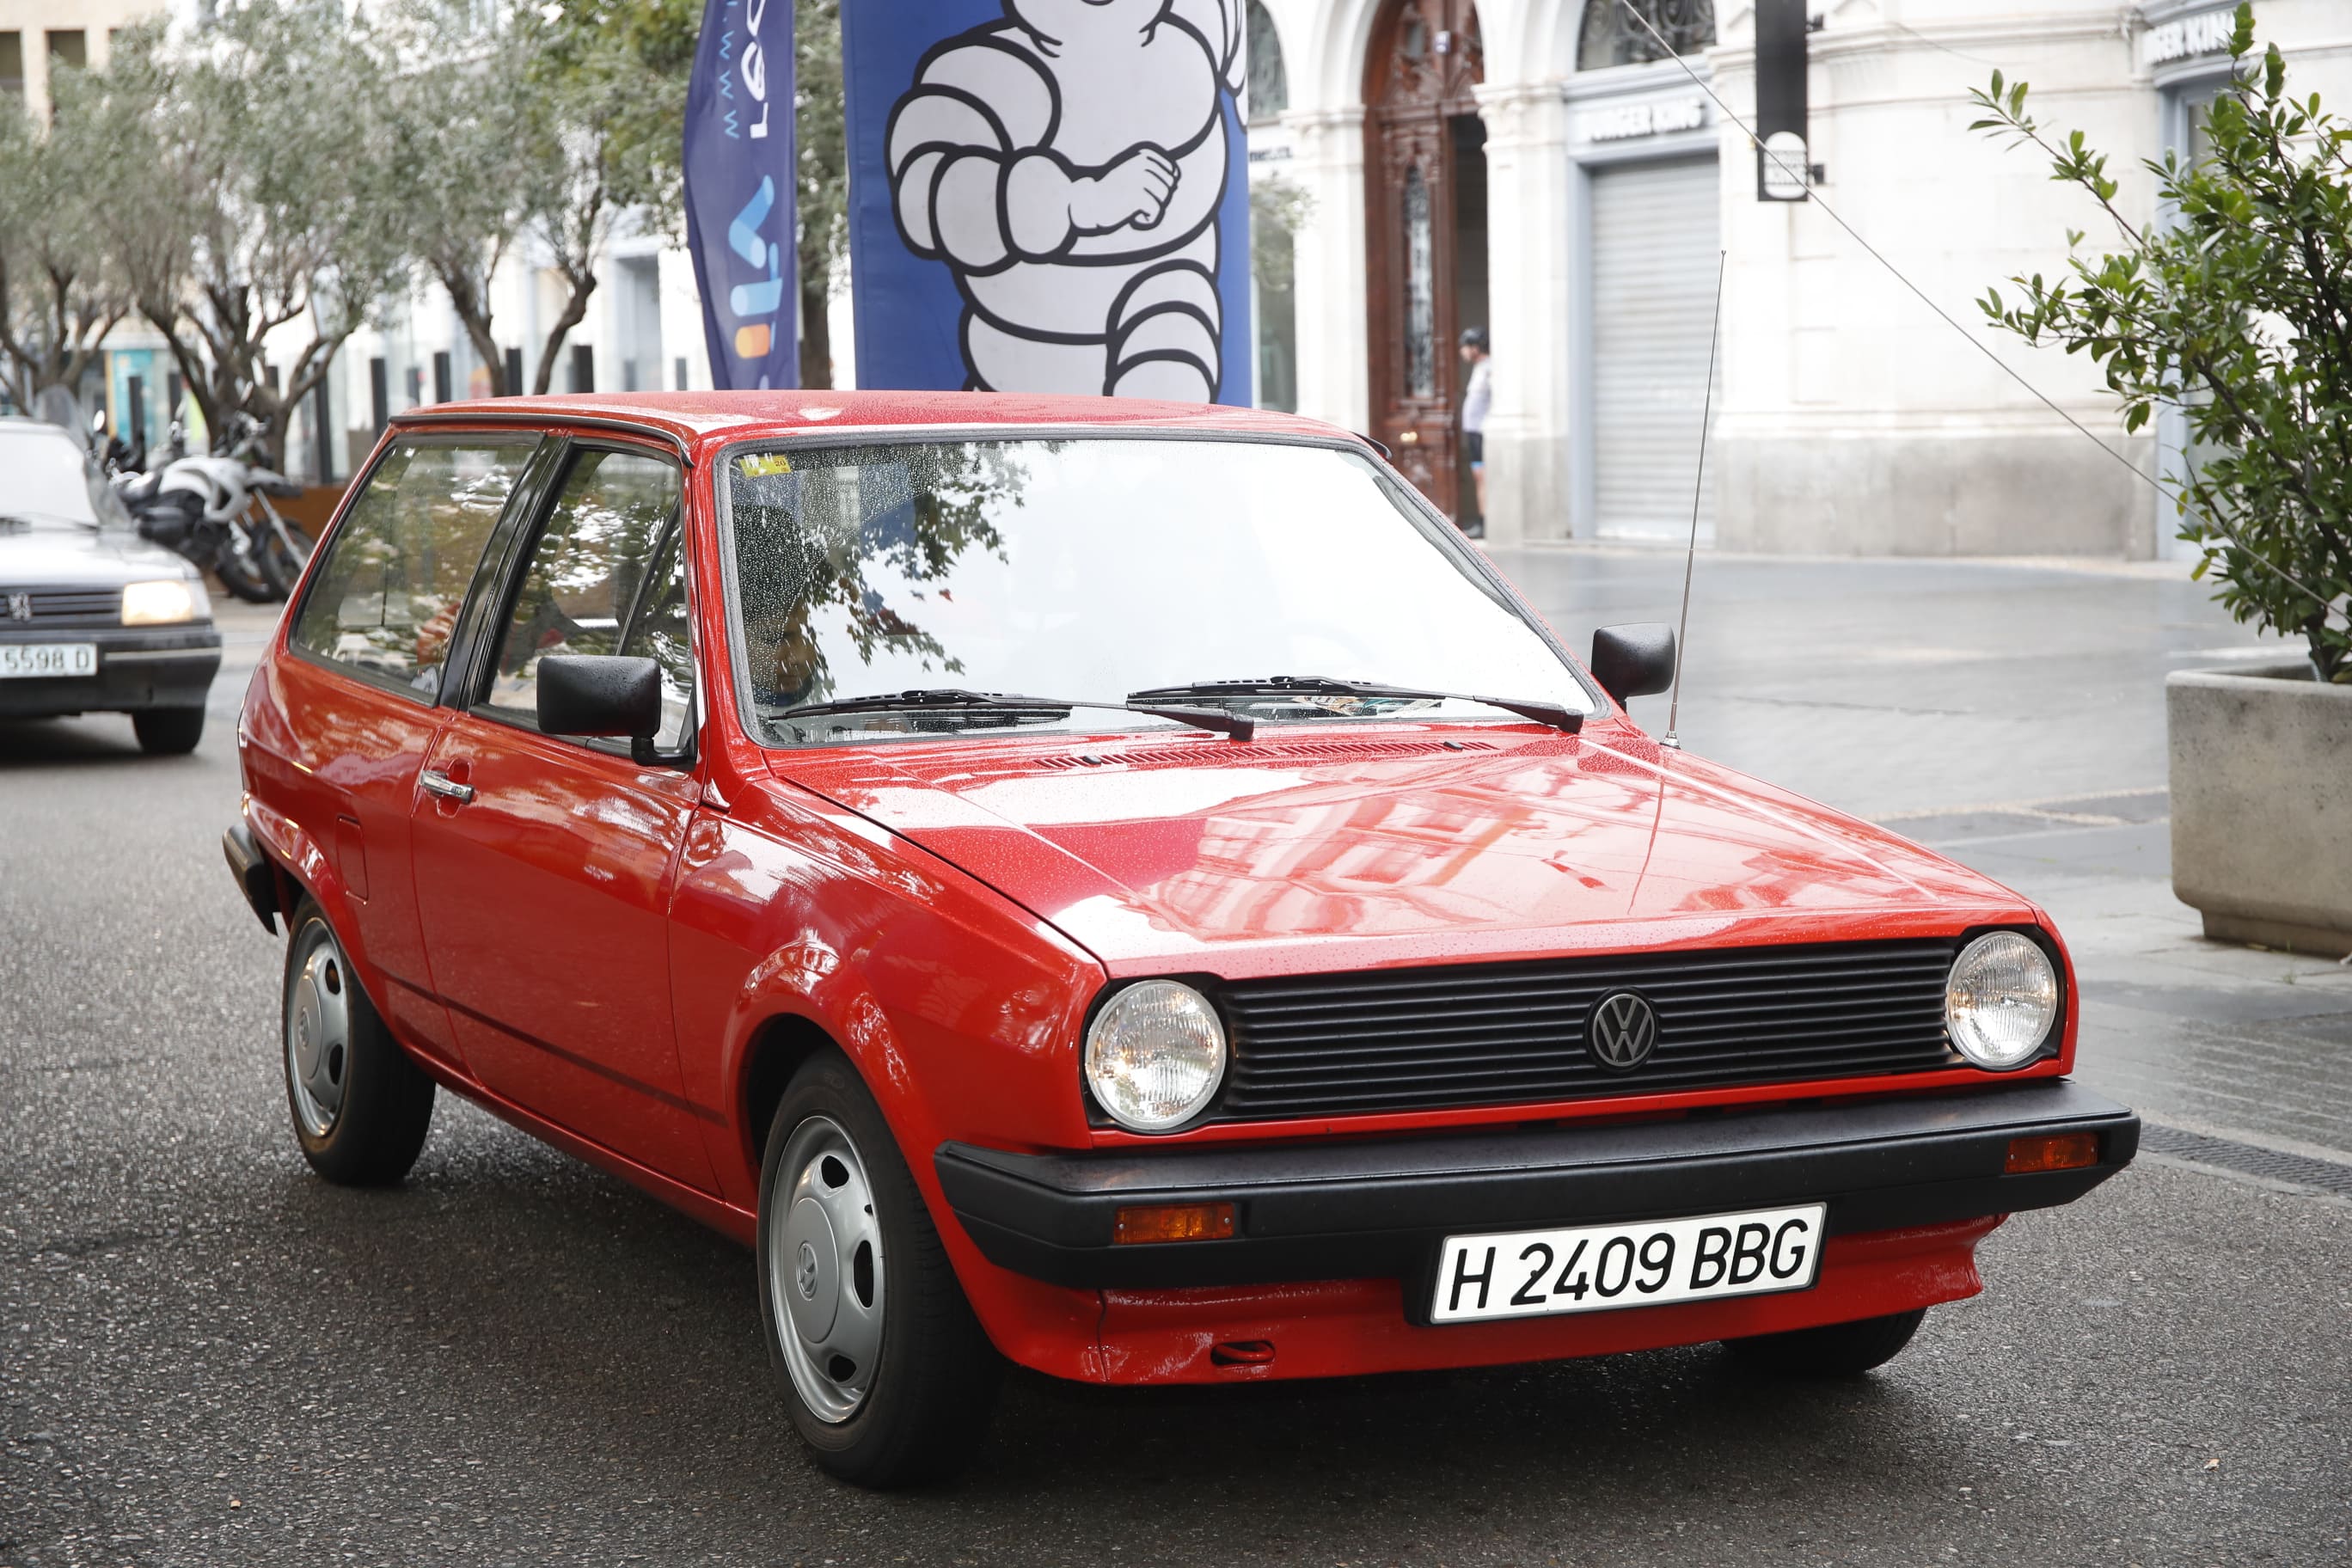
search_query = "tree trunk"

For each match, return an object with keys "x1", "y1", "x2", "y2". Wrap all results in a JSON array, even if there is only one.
[
  {"x1": 532, "y1": 268, "x2": 597, "y2": 395},
  {"x1": 799, "y1": 273, "x2": 831, "y2": 389},
  {"x1": 438, "y1": 263, "x2": 508, "y2": 397}
]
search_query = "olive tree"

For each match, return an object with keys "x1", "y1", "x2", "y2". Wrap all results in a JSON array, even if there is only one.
[
  {"x1": 384, "y1": 3, "x2": 544, "y2": 398},
  {"x1": 0, "y1": 80, "x2": 128, "y2": 420},
  {"x1": 509, "y1": 0, "x2": 695, "y2": 395},
  {"x1": 84, "y1": 9, "x2": 407, "y2": 465},
  {"x1": 1969, "y1": 3, "x2": 2352, "y2": 681}
]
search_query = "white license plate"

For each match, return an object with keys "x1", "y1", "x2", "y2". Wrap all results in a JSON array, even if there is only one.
[
  {"x1": 1432, "y1": 1203, "x2": 1827, "y2": 1324},
  {"x1": 0, "y1": 642, "x2": 97, "y2": 679}
]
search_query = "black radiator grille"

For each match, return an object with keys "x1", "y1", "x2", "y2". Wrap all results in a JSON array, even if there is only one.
[
  {"x1": 1, "y1": 585, "x2": 122, "y2": 626},
  {"x1": 1213, "y1": 940, "x2": 1967, "y2": 1122}
]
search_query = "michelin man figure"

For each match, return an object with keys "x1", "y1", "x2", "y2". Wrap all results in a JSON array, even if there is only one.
[{"x1": 886, "y1": 0, "x2": 1245, "y2": 400}]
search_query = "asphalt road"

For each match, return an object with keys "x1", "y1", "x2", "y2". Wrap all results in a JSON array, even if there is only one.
[{"x1": 5, "y1": 571, "x2": 2350, "y2": 1567}]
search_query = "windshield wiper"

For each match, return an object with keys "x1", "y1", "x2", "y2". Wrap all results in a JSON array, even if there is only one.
[
  {"x1": 1126, "y1": 676, "x2": 1583, "y2": 735},
  {"x1": 775, "y1": 688, "x2": 1256, "y2": 740}
]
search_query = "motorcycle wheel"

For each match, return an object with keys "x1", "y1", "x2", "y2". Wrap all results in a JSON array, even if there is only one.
[
  {"x1": 213, "y1": 546, "x2": 279, "y2": 603},
  {"x1": 258, "y1": 521, "x2": 315, "y2": 599}
]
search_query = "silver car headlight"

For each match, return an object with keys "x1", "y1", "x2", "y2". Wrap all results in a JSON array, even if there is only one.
[
  {"x1": 1084, "y1": 979, "x2": 1226, "y2": 1132},
  {"x1": 121, "y1": 578, "x2": 207, "y2": 626},
  {"x1": 1945, "y1": 932, "x2": 2059, "y2": 1069}
]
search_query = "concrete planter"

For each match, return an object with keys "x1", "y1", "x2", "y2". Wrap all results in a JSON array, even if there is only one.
[{"x1": 2168, "y1": 662, "x2": 2352, "y2": 958}]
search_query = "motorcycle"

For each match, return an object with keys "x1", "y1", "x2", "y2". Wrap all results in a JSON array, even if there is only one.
[{"x1": 103, "y1": 413, "x2": 315, "y2": 603}]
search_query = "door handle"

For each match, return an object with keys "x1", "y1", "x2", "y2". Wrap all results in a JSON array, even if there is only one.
[{"x1": 420, "y1": 769, "x2": 475, "y2": 805}]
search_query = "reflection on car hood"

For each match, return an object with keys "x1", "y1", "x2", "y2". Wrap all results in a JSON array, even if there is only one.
[
  {"x1": 771, "y1": 725, "x2": 2031, "y2": 977},
  {"x1": 0, "y1": 524, "x2": 194, "y2": 586}
]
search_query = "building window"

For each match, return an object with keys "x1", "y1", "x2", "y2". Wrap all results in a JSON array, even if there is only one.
[
  {"x1": 0, "y1": 34, "x2": 23, "y2": 98},
  {"x1": 1246, "y1": 1, "x2": 1287, "y2": 123},
  {"x1": 46, "y1": 30, "x2": 85, "y2": 70},
  {"x1": 1402, "y1": 165, "x2": 1436, "y2": 399},
  {"x1": 1577, "y1": 0, "x2": 1713, "y2": 70}
]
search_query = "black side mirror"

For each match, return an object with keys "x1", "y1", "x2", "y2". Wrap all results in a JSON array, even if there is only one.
[
  {"x1": 537, "y1": 654, "x2": 663, "y2": 746},
  {"x1": 1589, "y1": 623, "x2": 1677, "y2": 707}
]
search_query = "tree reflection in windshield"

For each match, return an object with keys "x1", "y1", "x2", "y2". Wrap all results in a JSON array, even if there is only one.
[{"x1": 730, "y1": 442, "x2": 1026, "y2": 711}]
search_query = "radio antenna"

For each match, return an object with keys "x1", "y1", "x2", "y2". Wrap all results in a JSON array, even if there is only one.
[{"x1": 1663, "y1": 248, "x2": 1727, "y2": 753}]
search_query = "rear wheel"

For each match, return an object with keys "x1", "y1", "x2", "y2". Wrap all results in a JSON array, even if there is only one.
[
  {"x1": 132, "y1": 707, "x2": 205, "y2": 755},
  {"x1": 1724, "y1": 1308, "x2": 1927, "y2": 1377},
  {"x1": 282, "y1": 901, "x2": 435, "y2": 1185},
  {"x1": 756, "y1": 1050, "x2": 1002, "y2": 1486}
]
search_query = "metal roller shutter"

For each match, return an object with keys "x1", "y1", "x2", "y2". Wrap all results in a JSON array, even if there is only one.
[{"x1": 1589, "y1": 155, "x2": 1721, "y2": 541}]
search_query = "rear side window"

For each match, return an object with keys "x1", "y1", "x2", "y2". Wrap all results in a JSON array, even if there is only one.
[
  {"x1": 291, "y1": 439, "x2": 536, "y2": 697},
  {"x1": 481, "y1": 448, "x2": 690, "y2": 748}
]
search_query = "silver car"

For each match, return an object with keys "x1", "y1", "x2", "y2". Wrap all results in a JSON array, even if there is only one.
[{"x1": 0, "y1": 418, "x2": 223, "y2": 753}]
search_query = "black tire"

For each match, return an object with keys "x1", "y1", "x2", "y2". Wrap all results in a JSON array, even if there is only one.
[
  {"x1": 213, "y1": 542, "x2": 278, "y2": 603},
  {"x1": 256, "y1": 519, "x2": 315, "y2": 598},
  {"x1": 132, "y1": 707, "x2": 205, "y2": 755},
  {"x1": 1724, "y1": 1308, "x2": 1927, "y2": 1377},
  {"x1": 756, "y1": 1050, "x2": 1002, "y2": 1486},
  {"x1": 281, "y1": 900, "x2": 435, "y2": 1185}
]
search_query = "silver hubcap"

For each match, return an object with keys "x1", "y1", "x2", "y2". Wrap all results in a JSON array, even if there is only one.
[
  {"x1": 285, "y1": 926, "x2": 351, "y2": 1138},
  {"x1": 766, "y1": 1115, "x2": 885, "y2": 1424}
]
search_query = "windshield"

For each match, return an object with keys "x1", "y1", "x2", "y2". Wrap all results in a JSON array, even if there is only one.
[
  {"x1": 0, "y1": 426, "x2": 132, "y2": 530},
  {"x1": 721, "y1": 437, "x2": 1594, "y2": 746}
]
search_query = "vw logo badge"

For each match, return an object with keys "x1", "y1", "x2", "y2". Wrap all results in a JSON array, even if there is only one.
[
  {"x1": 1588, "y1": 991, "x2": 1659, "y2": 1070},
  {"x1": 4, "y1": 591, "x2": 29, "y2": 622}
]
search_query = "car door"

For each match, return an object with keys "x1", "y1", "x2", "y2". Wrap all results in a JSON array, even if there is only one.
[
  {"x1": 406, "y1": 440, "x2": 716, "y2": 1189},
  {"x1": 271, "y1": 434, "x2": 545, "y2": 1063}
]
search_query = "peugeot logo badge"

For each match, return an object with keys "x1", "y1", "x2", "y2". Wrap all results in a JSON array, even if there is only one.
[
  {"x1": 4, "y1": 591, "x2": 28, "y2": 622},
  {"x1": 1589, "y1": 991, "x2": 1659, "y2": 1070}
]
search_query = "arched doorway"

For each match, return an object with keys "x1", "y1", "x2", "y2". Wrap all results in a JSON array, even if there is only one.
[{"x1": 1363, "y1": 0, "x2": 1486, "y2": 524}]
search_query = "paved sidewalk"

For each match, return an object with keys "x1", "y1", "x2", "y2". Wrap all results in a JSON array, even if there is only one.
[{"x1": 1495, "y1": 544, "x2": 2352, "y2": 1164}]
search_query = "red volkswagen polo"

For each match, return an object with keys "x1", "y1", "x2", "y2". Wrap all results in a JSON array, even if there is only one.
[{"x1": 225, "y1": 392, "x2": 2135, "y2": 1485}]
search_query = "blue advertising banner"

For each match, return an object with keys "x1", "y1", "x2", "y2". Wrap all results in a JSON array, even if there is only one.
[
  {"x1": 842, "y1": 0, "x2": 1252, "y2": 404},
  {"x1": 683, "y1": 0, "x2": 799, "y2": 389}
]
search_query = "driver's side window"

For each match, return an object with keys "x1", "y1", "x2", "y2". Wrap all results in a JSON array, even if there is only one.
[{"x1": 483, "y1": 447, "x2": 693, "y2": 748}]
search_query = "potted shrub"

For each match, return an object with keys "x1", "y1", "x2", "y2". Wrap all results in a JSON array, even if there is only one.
[{"x1": 1970, "y1": 4, "x2": 2352, "y2": 956}]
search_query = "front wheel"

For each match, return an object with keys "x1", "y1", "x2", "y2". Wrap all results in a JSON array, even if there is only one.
[
  {"x1": 212, "y1": 536, "x2": 278, "y2": 603},
  {"x1": 255, "y1": 516, "x2": 315, "y2": 599},
  {"x1": 282, "y1": 901, "x2": 435, "y2": 1185},
  {"x1": 1723, "y1": 1308, "x2": 1927, "y2": 1377},
  {"x1": 756, "y1": 1051, "x2": 1002, "y2": 1486},
  {"x1": 132, "y1": 707, "x2": 205, "y2": 755}
]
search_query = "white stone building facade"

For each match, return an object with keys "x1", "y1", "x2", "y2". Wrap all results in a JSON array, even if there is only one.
[{"x1": 1242, "y1": 0, "x2": 2352, "y2": 556}]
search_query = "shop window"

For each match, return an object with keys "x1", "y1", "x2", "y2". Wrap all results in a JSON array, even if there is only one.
[{"x1": 1577, "y1": 0, "x2": 1713, "y2": 70}]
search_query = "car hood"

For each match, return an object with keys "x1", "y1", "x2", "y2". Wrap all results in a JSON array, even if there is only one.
[
  {"x1": 0, "y1": 524, "x2": 193, "y2": 586},
  {"x1": 771, "y1": 725, "x2": 2032, "y2": 978}
]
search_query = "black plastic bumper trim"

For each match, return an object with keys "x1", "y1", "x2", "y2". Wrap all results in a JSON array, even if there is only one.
[
  {"x1": 223, "y1": 824, "x2": 279, "y2": 934},
  {"x1": 935, "y1": 1080, "x2": 2138, "y2": 1289}
]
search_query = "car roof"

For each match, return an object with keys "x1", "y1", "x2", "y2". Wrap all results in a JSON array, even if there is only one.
[{"x1": 388, "y1": 389, "x2": 1368, "y2": 454}]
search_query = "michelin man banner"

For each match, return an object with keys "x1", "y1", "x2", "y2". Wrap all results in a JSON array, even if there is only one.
[
  {"x1": 684, "y1": 0, "x2": 799, "y2": 389},
  {"x1": 842, "y1": 0, "x2": 1253, "y2": 403}
]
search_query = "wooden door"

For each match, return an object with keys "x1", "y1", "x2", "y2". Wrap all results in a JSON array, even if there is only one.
[{"x1": 1364, "y1": 0, "x2": 1483, "y2": 517}]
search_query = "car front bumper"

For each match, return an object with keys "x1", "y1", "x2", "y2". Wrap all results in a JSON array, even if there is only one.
[
  {"x1": 936, "y1": 1080, "x2": 2137, "y2": 1295},
  {"x1": 0, "y1": 626, "x2": 223, "y2": 717}
]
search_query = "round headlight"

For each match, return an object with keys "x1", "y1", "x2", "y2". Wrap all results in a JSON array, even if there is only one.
[
  {"x1": 1084, "y1": 980, "x2": 1226, "y2": 1132},
  {"x1": 1945, "y1": 932, "x2": 2059, "y2": 1069}
]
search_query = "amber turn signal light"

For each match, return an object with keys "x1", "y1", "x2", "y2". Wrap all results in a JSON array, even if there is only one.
[
  {"x1": 2005, "y1": 1131, "x2": 2100, "y2": 1174},
  {"x1": 1113, "y1": 1201, "x2": 1235, "y2": 1245}
]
